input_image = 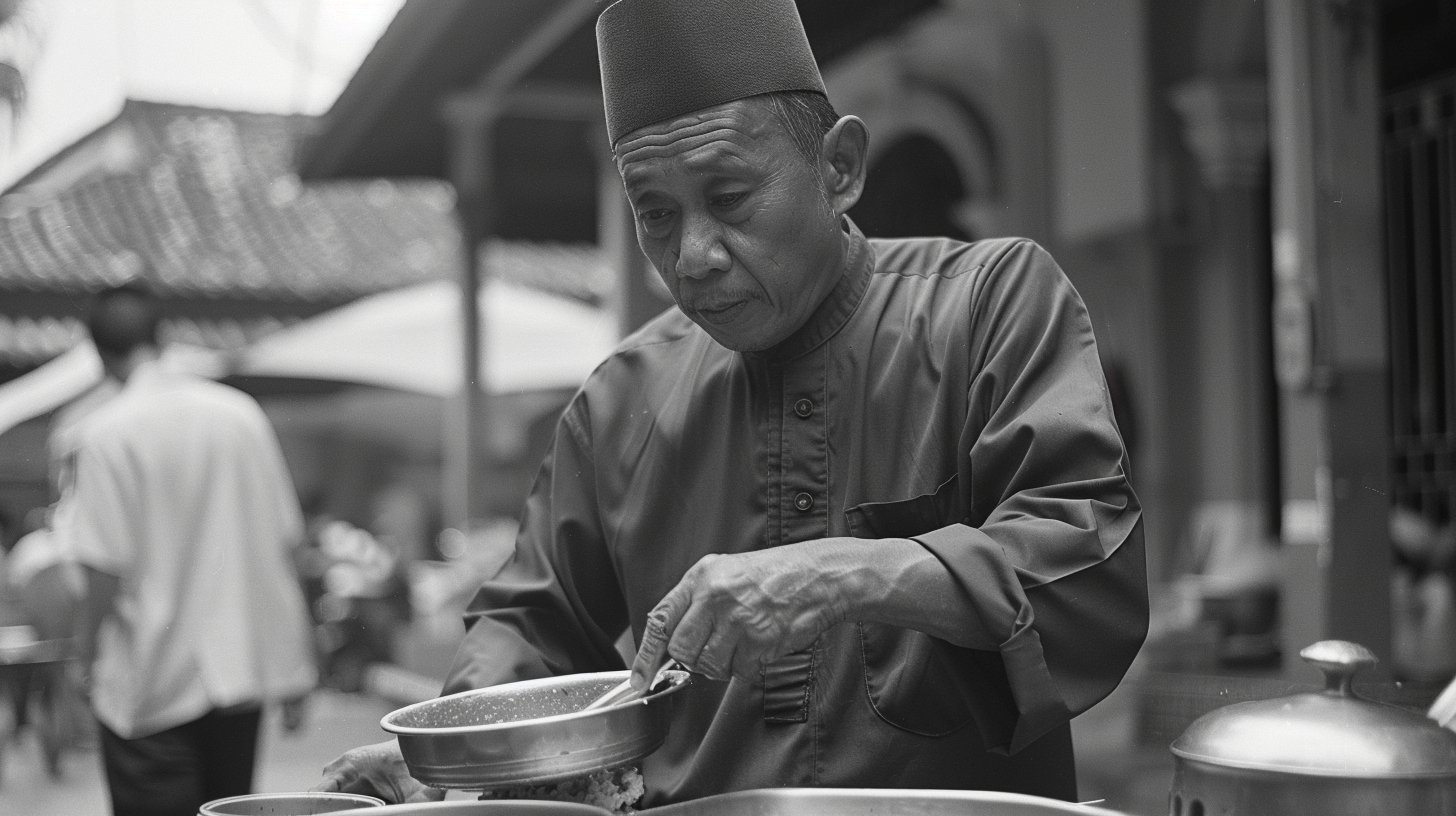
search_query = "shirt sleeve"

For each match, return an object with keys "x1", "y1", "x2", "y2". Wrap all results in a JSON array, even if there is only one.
[
  {"x1": 913, "y1": 239, "x2": 1147, "y2": 754},
  {"x1": 65, "y1": 436, "x2": 139, "y2": 577},
  {"x1": 442, "y1": 397, "x2": 631, "y2": 694}
]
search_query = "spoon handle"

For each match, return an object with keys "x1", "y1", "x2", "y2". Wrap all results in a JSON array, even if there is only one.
[{"x1": 581, "y1": 659, "x2": 682, "y2": 711}]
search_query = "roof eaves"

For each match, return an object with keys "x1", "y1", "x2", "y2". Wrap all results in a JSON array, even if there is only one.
[
  {"x1": 1, "y1": 100, "x2": 131, "y2": 197},
  {"x1": 296, "y1": 0, "x2": 476, "y2": 180}
]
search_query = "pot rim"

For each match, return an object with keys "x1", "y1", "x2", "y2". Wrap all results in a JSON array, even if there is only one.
[
  {"x1": 381, "y1": 670, "x2": 688, "y2": 736},
  {"x1": 1171, "y1": 747, "x2": 1456, "y2": 780},
  {"x1": 199, "y1": 791, "x2": 386, "y2": 813}
]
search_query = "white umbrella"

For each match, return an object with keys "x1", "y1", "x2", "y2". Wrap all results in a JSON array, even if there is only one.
[{"x1": 237, "y1": 279, "x2": 618, "y2": 396}]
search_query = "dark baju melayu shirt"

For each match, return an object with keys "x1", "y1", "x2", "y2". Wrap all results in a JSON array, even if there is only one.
[{"x1": 444, "y1": 221, "x2": 1148, "y2": 806}]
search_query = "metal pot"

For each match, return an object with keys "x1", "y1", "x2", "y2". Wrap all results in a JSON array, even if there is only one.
[
  {"x1": 199, "y1": 792, "x2": 385, "y2": 814},
  {"x1": 1169, "y1": 640, "x2": 1456, "y2": 815},
  {"x1": 382, "y1": 669, "x2": 690, "y2": 790},
  {"x1": 369, "y1": 803, "x2": 611, "y2": 815},
  {"x1": 361, "y1": 789, "x2": 1122, "y2": 815},
  {"x1": 641, "y1": 788, "x2": 1126, "y2": 815}
]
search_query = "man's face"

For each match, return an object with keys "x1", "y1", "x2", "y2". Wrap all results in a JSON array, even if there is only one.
[{"x1": 615, "y1": 98, "x2": 846, "y2": 352}]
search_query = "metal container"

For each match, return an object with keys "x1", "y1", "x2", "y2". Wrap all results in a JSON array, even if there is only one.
[
  {"x1": 198, "y1": 792, "x2": 384, "y2": 814},
  {"x1": 1169, "y1": 640, "x2": 1456, "y2": 815},
  {"x1": 369, "y1": 802, "x2": 610, "y2": 815},
  {"x1": 382, "y1": 669, "x2": 690, "y2": 790},
  {"x1": 642, "y1": 788, "x2": 1126, "y2": 815}
]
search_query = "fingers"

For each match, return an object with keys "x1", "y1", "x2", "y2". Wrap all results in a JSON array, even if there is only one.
[
  {"x1": 313, "y1": 752, "x2": 353, "y2": 793},
  {"x1": 632, "y1": 582, "x2": 693, "y2": 691},
  {"x1": 312, "y1": 741, "x2": 409, "y2": 802},
  {"x1": 407, "y1": 784, "x2": 449, "y2": 803},
  {"x1": 690, "y1": 617, "x2": 739, "y2": 681}
]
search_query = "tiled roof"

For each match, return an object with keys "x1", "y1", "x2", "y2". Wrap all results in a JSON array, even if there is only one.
[
  {"x1": 0, "y1": 100, "x2": 460, "y2": 300},
  {"x1": 0, "y1": 100, "x2": 612, "y2": 365}
]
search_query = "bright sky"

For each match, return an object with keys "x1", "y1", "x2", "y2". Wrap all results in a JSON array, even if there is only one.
[{"x1": 0, "y1": 0, "x2": 405, "y2": 188}]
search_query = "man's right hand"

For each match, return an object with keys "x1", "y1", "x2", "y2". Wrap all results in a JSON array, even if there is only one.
[{"x1": 311, "y1": 740, "x2": 445, "y2": 804}]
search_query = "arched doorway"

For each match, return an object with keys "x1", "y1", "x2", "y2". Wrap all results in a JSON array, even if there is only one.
[{"x1": 850, "y1": 133, "x2": 972, "y2": 241}]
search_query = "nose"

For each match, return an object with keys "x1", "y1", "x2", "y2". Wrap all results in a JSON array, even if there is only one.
[{"x1": 674, "y1": 212, "x2": 731, "y2": 280}]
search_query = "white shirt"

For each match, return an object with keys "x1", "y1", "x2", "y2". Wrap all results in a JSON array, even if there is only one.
[{"x1": 64, "y1": 362, "x2": 317, "y2": 738}]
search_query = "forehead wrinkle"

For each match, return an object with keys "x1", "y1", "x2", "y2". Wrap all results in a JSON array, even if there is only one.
[
  {"x1": 619, "y1": 138, "x2": 764, "y2": 203},
  {"x1": 617, "y1": 127, "x2": 747, "y2": 168},
  {"x1": 614, "y1": 102, "x2": 777, "y2": 164},
  {"x1": 679, "y1": 140, "x2": 754, "y2": 174}
]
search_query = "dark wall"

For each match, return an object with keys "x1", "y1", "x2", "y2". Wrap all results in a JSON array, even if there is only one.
[
  {"x1": 1383, "y1": 0, "x2": 1456, "y2": 90},
  {"x1": 850, "y1": 134, "x2": 971, "y2": 241}
]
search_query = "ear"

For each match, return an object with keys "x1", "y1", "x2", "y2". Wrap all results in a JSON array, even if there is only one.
[{"x1": 818, "y1": 115, "x2": 868, "y2": 216}]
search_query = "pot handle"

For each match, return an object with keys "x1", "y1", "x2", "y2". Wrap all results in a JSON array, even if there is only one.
[{"x1": 1300, "y1": 640, "x2": 1377, "y2": 697}]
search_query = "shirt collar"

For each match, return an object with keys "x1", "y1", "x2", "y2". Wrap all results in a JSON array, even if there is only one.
[
  {"x1": 122, "y1": 358, "x2": 170, "y2": 391},
  {"x1": 747, "y1": 216, "x2": 875, "y2": 363}
]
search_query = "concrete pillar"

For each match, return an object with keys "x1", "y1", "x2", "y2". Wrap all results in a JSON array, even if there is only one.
[
  {"x1": 441, "y1": 96, "x2": 498, "y2": 534},
  {"x1": 1171, "y1": 76, "x2": 1279, "y2": 584},
  {"x1": 1266, "y1": 0, "x2": 1391, "y2": 678}
]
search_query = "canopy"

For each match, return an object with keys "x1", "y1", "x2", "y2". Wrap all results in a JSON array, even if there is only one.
[{"x1": 237, "y1": 279, "x2": 618, "y2": 397}]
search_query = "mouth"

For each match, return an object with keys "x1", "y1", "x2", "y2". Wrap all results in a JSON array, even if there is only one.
[{"x1": 692, "y1": 300, "x2": 750, "y2": 325}]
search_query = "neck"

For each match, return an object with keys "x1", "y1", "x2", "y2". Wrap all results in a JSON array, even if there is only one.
[
  {"x1": 104, "y1": 345, "x2": 160, "y2": 383},
  {"x1": 749, "y1": 217, "x2": 873, "y2": 362}
]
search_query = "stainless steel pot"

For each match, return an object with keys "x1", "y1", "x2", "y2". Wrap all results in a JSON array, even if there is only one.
[
  {"x1": 1169, "y1": 640, "x2": 1456, "y2": 815},
  {"x1": 361, "y1": 790, "x2": 1120, "y2": 815},
  {"x1": 199, "y1": 792, "x2": 385, "y2": 814},
  {"x1": 369, "y1": 802, "x2": 610, "y2": 815},
  {"x1": 382, "y1": 669, "x2": 690, "y2": 790},
  {"x1": 641, "y1": 788, "x2": 1126, "y2": 815}
]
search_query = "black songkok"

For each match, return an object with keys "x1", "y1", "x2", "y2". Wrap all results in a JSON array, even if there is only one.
[{"x1": 596, "y1": 0, "x2": 826, "y2": 144}]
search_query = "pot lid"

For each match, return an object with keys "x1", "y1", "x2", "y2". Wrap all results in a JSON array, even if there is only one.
[{"x1": 1171, "y1": 640, "x2": 1456, "y2": 778}]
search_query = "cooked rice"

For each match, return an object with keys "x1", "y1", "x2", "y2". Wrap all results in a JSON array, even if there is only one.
[{"x1": 479, "y1": 765, "x2": 645, "y2": 814}]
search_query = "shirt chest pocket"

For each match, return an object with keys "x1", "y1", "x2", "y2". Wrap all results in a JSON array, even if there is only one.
[
  {"x1": 844, "y1": 472, "x2": 963, "y2": 540},
  {"x1": 845, "y1": 473, "x2": 1002, "y2": 740}
]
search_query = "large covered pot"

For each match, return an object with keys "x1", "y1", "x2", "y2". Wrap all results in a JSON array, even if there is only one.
[{"x1": 1169, "y1": 640, "x2": 1456, "y2": 815}]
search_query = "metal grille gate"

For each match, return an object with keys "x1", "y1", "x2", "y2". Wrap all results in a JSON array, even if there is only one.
[{"x1": 1385, "y1": 72, "x2": 1456, "y2": 530}]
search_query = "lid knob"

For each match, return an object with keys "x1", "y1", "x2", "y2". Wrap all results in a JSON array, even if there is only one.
[{"x1": 1300, "y1": 640, "x2": 1377, "y2": 697}]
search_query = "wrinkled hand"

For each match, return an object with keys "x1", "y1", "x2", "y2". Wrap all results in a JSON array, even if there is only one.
[
  {"x1": 631, "y1": 543, "x2": 857, "y2": 689},
  {"x1": 312, "y1": 740, "x2": 445, "y2": 804}
]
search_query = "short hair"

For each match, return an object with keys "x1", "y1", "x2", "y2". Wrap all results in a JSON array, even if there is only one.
[
  {"x1": 87, "y1": 282, "x2": 161, "y2": 356},
  {"x1": 761, "y1": 90, "x2": 840, "y2": 166}
]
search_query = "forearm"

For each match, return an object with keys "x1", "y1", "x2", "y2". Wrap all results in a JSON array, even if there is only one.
[{"x1": 797, "y1": 536, "x2": 1001, "y2": 652}]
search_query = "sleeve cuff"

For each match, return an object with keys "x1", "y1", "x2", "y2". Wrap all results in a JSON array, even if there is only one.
[{"x1": 913, "y1": 524, "x2": 1072, "y2": 754}]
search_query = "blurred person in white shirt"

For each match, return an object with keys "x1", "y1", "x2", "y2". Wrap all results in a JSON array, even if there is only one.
[{"x1": 67, "y1": 282, "x2": 317, "y2": 816}]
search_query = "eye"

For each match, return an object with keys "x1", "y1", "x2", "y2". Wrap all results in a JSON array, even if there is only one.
[
  {"x1": 710, "y1": 191, "x2": 747, "y2": 208},
  {"x1": 637, "y1": 207, "x2": 675, "y2": 237},
  {"x1": 637, "y1": 207, "x2": 676, "y2": 231}
]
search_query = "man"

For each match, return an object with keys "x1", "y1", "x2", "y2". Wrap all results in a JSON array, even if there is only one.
[
  {"x1": 319, "y1": 0, "x2": 1146, "y2": 806},
  {"x1": 67, "y1": 283, "x2": 317, "y2": 816}
]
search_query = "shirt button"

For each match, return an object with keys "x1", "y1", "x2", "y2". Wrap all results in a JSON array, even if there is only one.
[
  {"x1": 793, "y1": 492, "x2": 814, "y2": 512},
  {"x1": 793, "y1": 398, "x2": 814, "y2": 418}
]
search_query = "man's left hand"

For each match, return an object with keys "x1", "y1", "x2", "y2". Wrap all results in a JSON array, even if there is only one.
[{"x1": 631, "y1": 542, "x2": 861, "y2": 689}]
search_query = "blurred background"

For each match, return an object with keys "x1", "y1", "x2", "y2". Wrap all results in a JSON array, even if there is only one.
[{"x1": 0, "y1": 1, "x2": 1451, "y2": 814}]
